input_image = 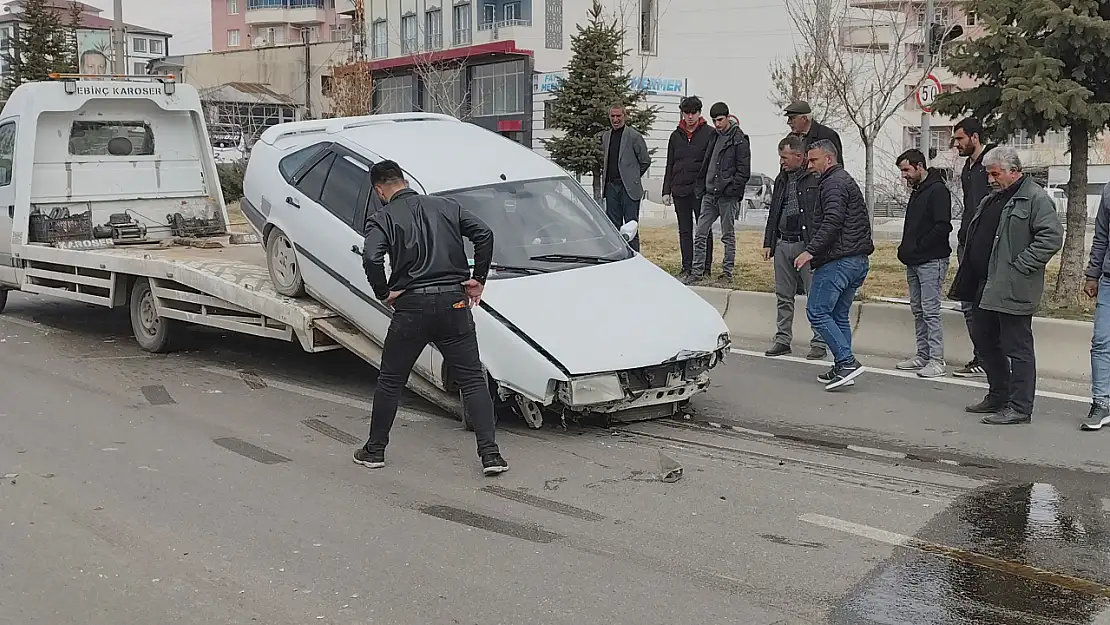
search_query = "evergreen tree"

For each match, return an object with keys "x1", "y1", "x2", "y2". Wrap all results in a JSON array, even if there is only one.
[
  {"x1": 542, "y1": 0, "x2": 657, "y2": 200},
  {"x1": 2, "y1": 0, "x2": 77, "y2": 99},
  {"x1": 934, "y1": 0, "x2": 1110, "y2": 305}
]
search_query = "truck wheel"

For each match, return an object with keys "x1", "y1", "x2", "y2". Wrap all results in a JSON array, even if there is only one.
[
  {"x1": 130, "y1": 278, "x2": 179, "y2": 353},
  {"x1": 266, "y1": 227, "x2": 306, "y2": 297},
  {"x1": 0, "y1": 289, "x2": 7, "y2": 313}
]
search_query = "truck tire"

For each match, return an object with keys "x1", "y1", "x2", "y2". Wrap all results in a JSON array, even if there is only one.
[
  {"x1": 0, "y1": 289, "x2": 7, "y2": 313},
  {"x1": 130, "y1": 278, "x2": 179, "y2": 353},
  {"x1": 266, "y1": 227, "x2": 306, "y2": 297}
]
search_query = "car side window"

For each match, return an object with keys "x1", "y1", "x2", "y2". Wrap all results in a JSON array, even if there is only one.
[
  {"x1": 279, "y1": 142, "x2": 329, "y2": 183},
  {"x1": 295, "y1": 152, "x2": 335, "y2": 201},
  {"x1": 318, "y1": 155, "x2": 367, "y2": 228},
  {"x1": 0, "y1": 121, "x2": 15, "y2": 187}
]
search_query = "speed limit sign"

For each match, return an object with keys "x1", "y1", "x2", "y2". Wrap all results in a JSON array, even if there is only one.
[{"x1": 916, "y1": 74, "x2": 941, "y2": 113}]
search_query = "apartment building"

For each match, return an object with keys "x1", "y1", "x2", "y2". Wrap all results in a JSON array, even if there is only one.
[{"x1": 211, "y1": 0, "x2": 353, "y2": 52}]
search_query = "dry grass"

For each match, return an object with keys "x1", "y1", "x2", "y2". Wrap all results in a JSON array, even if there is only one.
[
  {"x1": 639, "y1": 225, "x2": 1093, "y2": 322},
  {"x1": 225, "y1": 201, "x2": 252, "y2": 234}
]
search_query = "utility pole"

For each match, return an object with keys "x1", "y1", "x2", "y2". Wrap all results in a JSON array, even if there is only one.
[
  {"x1": 919, "y1": 0, "x2": 934, "y2": 163},
  {"x1": 111, "y1": 0, "x2": 126, "y2": 75},
  {"x1": 302, "y1": 28, "x2": 312, "y2": 119}
]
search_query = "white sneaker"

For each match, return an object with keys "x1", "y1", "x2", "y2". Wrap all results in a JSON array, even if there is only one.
[
  {"x1": 896, "y1": 356, "x2": 927, "y2": 370},
  {"x1": 916, "y1": 360, "x2": 947, "y2": 378}
]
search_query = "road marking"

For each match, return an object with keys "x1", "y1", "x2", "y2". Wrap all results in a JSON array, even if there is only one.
[
  {"x1": 1103, "y1": 498, "x2": 1110, "y2": 514},
  {"x1": 731, "y1": 348, "x2": 1090, "y2": 404},
  {"x1": 202, "y1": 366, "x2": 429, "y2": 422},
  {"x1": 800, "y1": 513, "x2": 1110, "y2": 598}
]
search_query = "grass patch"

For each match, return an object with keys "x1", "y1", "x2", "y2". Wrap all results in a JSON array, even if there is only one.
[{"x1": 639, "y1": 225, "x2": 1093, "y2": 322}]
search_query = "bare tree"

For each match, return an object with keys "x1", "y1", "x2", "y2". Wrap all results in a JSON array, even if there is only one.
[
  {"x1": 786, "y1": 0, "x2": 940, "y2": 217},
  {"x1": 412, "y1": 54, "x2": 471, "y2": 118},
  {"x1": 767, "y1": 52, "x2": 848, "y2": 132},
  {"x1": 325, "y1": 60, "x2": 374, "y2": 117}
]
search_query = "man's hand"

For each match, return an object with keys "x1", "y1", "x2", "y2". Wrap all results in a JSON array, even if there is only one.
[
  {"x1": 794, "y1": 251, "x2": 813, "y2": 270},
  {"x1": 662, "y1": 194, "x2": 673, "y2": 207},
  {"x1": 462, "y1": 278, "x2": 484, "y2": 307},
  {"x1": 384, "y1": 290, "x2": 405, "y2": 307},
  {"x1": 1084, "y1": 278, "x2": 1099, "y2": 299},
  {"x1": 762, "y1": 247, "x2": 771, "y2": 262}
]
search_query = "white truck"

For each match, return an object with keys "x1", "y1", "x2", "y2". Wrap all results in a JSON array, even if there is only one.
[{"x1": 0, "y1": 75, "x2": 728, "y2": 429}]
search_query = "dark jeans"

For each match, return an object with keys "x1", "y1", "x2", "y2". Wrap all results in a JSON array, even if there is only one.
[
  {"x1": 807, "y1": 255, "x2": 870, "y2": 365},
  {"x1": 971, "y1": 300, "x2": 1036, "y2": 416},
  {"x1": 674, "y1": 194, "x2": 711, "y2": 274},
  {"x1": 956, "y1": 243, "x2": 981, "y2": 362},
  {"x1": 366, "y1": 287, "x2": 499, "y2": 457},
  {"x1": 605, "y1": 181, "x2": 641, "y2": 252}
]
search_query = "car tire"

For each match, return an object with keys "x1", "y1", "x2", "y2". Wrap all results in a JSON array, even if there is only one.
[
  {"x1": 266, "y1": 227, "x2": 306, "y2": 298},
  {"x1": 0, "y1": 289, "x2": 7, "y2": 313},
  {"x1": 130, "y1": 278, "x2": 180, "y2": 353}
]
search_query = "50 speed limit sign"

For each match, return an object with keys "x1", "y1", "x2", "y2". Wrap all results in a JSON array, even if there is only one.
[{"x1": 916, "y1": 74, "x2": 942, "y2": 113}]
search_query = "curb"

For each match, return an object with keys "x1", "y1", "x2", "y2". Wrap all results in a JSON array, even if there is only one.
[{"x1": 690, "y1": 286, "x2": 1094, "y2": 383}]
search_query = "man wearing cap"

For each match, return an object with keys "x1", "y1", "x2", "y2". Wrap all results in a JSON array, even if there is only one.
[
  {"x1": 785, "y1": 101, "x2": 843, "y2": 161},
  {"x1": 662, "y1": 95, "x2": 716, "y2": 280}
]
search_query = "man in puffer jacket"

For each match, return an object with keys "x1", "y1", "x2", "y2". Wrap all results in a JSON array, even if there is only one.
[{"x1": 687, "y1": 102, "x2": 750, "y2": 283}]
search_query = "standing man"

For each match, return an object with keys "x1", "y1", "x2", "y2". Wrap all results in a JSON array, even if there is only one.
[
  {"x1": 356, "y1": 160, "x2": 509, "y2": 476},
  {"x1": 948, "y1": 147, "x2": 1062, "y2": 425},
  {"x1": 688, "y1": 102, "x2": 750, "y2": 283},
  {"x1": 601, "y1": 104, "x2": 652, "y2": 252},
  {"x1": 795, "y1": 139, "x2": 874, "y2": 390},
  {"x1": 785, "y1": 101, "x2": 843, "y2": 163},
  {"x1": 762, "y1": 134, "x2": 826, "y2": 360},
  {"x1": 1083, "y1": 184, "x2": 1110, "y2": 431},
  {"x1": 662, "y1": 95, "x2": 716, "y2": 280},
  {"x1": 894, "y1": 149, "x2": 953, "y2": 378},
  {"x1": 951, "y1": 117, "x2": 997, "y2": 378}
]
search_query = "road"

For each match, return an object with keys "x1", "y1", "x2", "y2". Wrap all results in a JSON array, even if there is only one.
[{"x1": 2, "y1": 291, "x2": 1110, "y2": 625}]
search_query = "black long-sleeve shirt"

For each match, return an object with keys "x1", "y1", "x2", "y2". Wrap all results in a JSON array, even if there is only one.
[{"x1": 362, "y1": 188, "x2": 493, "y2": 301}]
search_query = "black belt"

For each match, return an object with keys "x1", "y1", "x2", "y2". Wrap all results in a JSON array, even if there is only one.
[
  {"x1": 405, "y1": 284, "x2": 465, "y2": 295},
  {"x1": 778, "y1": 235, "x2": 804, "y2": 243}
]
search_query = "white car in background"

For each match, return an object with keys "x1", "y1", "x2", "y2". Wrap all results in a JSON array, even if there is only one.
[{"x1": 240, "y1": 113, "x2": 730, "y2": 427}]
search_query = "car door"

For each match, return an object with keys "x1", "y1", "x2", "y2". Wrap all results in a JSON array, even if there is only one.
[{"x1": 0, "y1": 120, "x2": 18, "y2": 286}]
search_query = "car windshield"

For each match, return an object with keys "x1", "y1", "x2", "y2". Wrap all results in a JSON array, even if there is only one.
[{"x1": 440, "y1": 176, "x2": 633, "y2": 272}]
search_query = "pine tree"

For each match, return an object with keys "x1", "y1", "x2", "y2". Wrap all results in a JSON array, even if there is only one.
[
  {"x1": 2, "y1": 0, "x2": 77, "y2": 99},
  {"x1": 933, "y1": 0, "x2": 1110, "y2": 306},
  {"x1": 542, "y1": 0, "x2": 657, "y2": 200}
]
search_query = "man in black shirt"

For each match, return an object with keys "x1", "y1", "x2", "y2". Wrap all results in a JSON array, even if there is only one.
[
  {"x1": 356, "y1": 160, "x2": 509, "y2": 476},
  {"x1": 662, "y1": 95, "x2": 716, "y2": 279}
]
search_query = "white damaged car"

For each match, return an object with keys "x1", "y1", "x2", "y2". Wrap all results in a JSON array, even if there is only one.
[{"x1": 240, "y1": 112, "x2": 730, "y2": 427}]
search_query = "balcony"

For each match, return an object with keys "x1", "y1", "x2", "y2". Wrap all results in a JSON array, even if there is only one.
[
  {"x1": 334, "y1": 0, "x2": 356, "y2": 16},
  {"x1": 245, "y1": 0, "x2": 326, "y2": 26},
  {"x1": 475, "y1": 19, "x2": 532, "y2": 43}
]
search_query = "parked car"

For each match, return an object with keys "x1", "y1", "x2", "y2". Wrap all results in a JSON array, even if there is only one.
[{"x1": 240, "y1": 113, "x2": 731, "y2": 427}]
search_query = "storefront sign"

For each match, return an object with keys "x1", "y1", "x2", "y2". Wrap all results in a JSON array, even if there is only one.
[{"x1": 534, "y1": 72, "x2": 685, "y2": 95}]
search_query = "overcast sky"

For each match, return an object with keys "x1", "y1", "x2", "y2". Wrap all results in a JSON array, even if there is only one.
[{"x1": 84, "y1": 0, "x2": 212, "y2": 55}]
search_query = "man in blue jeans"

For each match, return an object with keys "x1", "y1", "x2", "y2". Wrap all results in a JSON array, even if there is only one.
[
  {"x1": 1083, "y1": 185, "x2": 1110, "y2": 431},
  {"x1": 793, "y1": 139, "x2": 875, "y2": 390}
]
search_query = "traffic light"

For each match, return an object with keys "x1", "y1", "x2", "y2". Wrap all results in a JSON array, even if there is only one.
[{"x1": 927, "y1": 23, "x2": 964, "y2": 55}]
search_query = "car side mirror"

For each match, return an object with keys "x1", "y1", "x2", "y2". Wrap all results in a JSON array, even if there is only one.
[{"x1": 620, "y1": 220, "x2": 638, "y2": 242}]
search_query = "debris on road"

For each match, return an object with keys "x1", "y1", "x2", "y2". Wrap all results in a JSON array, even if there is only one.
[{"x1": 658, "y1": 451, "x2": 683, "y2": 483}]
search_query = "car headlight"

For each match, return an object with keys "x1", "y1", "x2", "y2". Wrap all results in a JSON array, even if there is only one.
[
  {"x1": 717, "y1": 332, "x2": 731, "y2": 350},
  {"x1": 568, "y1": 374, "x2": 625, "y2": 405}
]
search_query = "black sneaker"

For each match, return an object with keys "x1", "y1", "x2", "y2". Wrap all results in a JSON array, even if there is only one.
[
  {"x1": 953, "y1": 359, "x2": 986, "y2": 378},
  {"x1": 817, "y1": 366, "x2": 837, "y2": 384},
  {"x1": 825, "y1": 360, "x2": 864, "y2": 390},
  {"x1": 352, "y1": 446, "x2": 385, "y2": 469},
  {"x1": 765, "y1": 343, "x2": 791, "y2": 357},
  {"x1": 1081, "y1": 403, "x2": 1110, "y2": 431},
  {"x1": 481, "y1": 453, "x2": 509, "y2": 476}
]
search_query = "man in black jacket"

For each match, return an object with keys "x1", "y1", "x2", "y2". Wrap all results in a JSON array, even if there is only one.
[
  {"x1": 688, "y1": 101, "x2": 750, "y2": 283},
  {"x1": 894, "y1": 149, "x2": 953, "y2": 379},
  {"x1": 785, "y1": 101, "x2": 843, "y2": 163},
  {"x1": 357, "y1": 160, "x2": 509, "y2": 477},
  {"x1": 762, "y1": 134, "x2": 826, "y2": 359},
  {"x1": 795, "y1": 139, "x2": 875, "y2": 390},
  {"x1": 662, "y1": 95, "x2": 716, "y2": 279}
]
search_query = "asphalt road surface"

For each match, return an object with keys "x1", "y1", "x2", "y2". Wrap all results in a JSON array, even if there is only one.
[{"x1": 2, "y1": 291, "x2": 1110, "y2": 625}]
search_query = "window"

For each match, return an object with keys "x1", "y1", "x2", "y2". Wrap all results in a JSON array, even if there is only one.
[
  {"x1": 279, "y1": 142, "x2": 330, "y2": 182},
  {"x1": 318, "y1": 155, "x2": 368, "y2": 226},
  {"x1": 0, "y1": 122, "x2": 15, "y2": 187},
  {"x1": 420, "y1": 67, "x2": 462, "y2": 114},
  {"x1": 69, "y1": 121, "x2": 154, "y2": 156},
  {"x1": 401, "y1": 14, "x2": 418, "y2": 53},
  {"x1": 228, "y1": 29, "x2": 241, "y2": 47},
  {"x1": 966, "y1": 10, "x2": 976, "y2": 25},
  {"x1": 482, "y1": 3, "x2": 495, "y2": 24},
  {"x1": 371, "y1": 19, "x2": 388, "y2": 58},
  {"x1": 453, "y1": 2, "x2": 472, "y2": 45},
  {"x1": 639, "y1": 0, "x2": 657, "y2": 54},
  {"x1": 543, "y1": 100, "x2": 554, "y2": 128},
  {"x1": 133, "y1": 61, "x2": 147, "y2": 75},
  {"x1": 425, "y1": 9, "x2": 442, "y2": 50},
  {"x1": 150, "y1": 39, "x2": 163, "y2": 55},
  {"x1": 505, "y1": 2, "x2": 518, "y2": 20},
  {"x1": 544, "y1": 0, "x2": 562, "y2": 49},
  {"x1": 295, "y1": 152, "x2": 336, "y2": 201},
  {"x1": 373, "y1": 74, "x2": 415, "y2": 113},
  {"x1": 132, "y1": 37, "x2": 147, "y2": 53},
  {"x1": 227, "y1": 0, "x2": 239, "y2": 13},
  {"x1": 471, "y1": 60, "x2": 526, "y2": 117}
]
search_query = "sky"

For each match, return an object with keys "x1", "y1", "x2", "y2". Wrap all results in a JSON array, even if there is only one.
[{"x1": 83, "y1": 0, "x2": 213, "y2": 55}]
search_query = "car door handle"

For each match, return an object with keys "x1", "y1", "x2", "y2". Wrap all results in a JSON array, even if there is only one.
[
  {"x1": 286, "y1": 196, "x2": 300, "y2": 208},
  {"x1": 6, "y1": 205, "x2": 12, "y2": 219},
  {"x1": 351, "y1": 245, "x2": 362, "y2": 256}
]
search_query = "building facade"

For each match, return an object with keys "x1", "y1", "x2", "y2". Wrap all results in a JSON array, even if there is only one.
[{"x1": 211, "y1": 0, "x2": 353, "y2": 52}]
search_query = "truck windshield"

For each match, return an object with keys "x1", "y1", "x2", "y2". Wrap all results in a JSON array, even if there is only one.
[{"x1": 442, "y1": 176, "x2": 633, "y2": 271}]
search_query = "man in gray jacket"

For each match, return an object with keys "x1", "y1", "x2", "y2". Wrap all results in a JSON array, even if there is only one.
[
  {"x1": 1081, "y1": 184, "x2": 1110, "y2": 431},
  {"x1": 600, "y1": 104, "x2": 652, "y2": 252},
  {"x1": 948, "y1": 146, "x2": 1063, "y2": 425},
  {"x1": 689, "y1": 101, "x2": 750, "y2": 283}
]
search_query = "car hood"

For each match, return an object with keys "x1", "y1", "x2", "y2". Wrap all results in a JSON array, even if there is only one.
[{"x1": 481, "y1": 255, "x2": 728, "y2": 375}]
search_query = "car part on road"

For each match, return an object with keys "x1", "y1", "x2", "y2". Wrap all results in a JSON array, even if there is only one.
[
  {"x1": 129, "y1": 277, "x2": 179, "y2": 353},
  {"x1": 266, "y1": 227, "x2": 306, "y2": 297},
  {"x1": 515, "y1": 394, "x2": 544, "y2": 429}
]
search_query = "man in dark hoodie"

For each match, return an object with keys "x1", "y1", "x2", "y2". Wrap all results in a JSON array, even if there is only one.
[
  {"x1": 688, "y1": 101, "x2": 750, "y2": 283},
  {"x1": 894, "y1": 149, "x2": 953, "y2": 379},
  {"x1": 662, "y1": 95, "x2": 716, "y2": 280},
  {"x1": 951, "y1": 117, "x2": 996, "y2": 378}
]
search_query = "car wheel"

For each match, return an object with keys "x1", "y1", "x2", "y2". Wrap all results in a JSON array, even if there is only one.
[
  {"x1": 0, "y1": 289, "x2": 7, "y2": 313},
  {"x1": 266, "y1": 227, "x2": 306, "y2": 297},
  {"x1": 130, "y1": 278, "x2": 180, "y2": 353}
]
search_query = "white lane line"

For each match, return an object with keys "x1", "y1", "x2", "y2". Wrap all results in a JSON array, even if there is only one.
[
  {"x1": 201, "y1": 366, "x2": 430, "y2": 423},
  {"x1": 1103, "y1": 498, "x2": 1110, "y2": 514},
  {"x1": 799, "y1": 513, "x2": 911, "y2": 547},
  {"x1": 730, "y1": 348, "x2": 1090, "y2": 404}
]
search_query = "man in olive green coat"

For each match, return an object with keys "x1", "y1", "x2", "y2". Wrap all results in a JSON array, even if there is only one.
[{"x1": 949, "y1": 145, "x2": 1063, "y2": 425}]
